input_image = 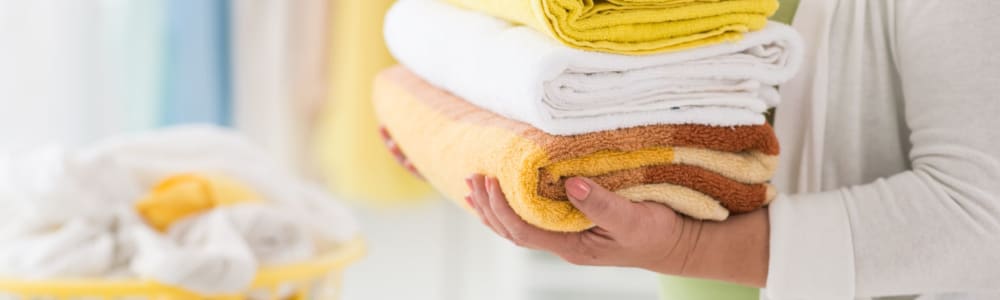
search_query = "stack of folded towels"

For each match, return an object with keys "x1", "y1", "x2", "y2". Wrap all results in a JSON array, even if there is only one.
[{"x1": 375, "y1": 0, "x2": 803, "y2": 232}]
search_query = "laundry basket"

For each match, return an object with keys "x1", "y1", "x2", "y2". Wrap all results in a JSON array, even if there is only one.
[{"x1": 0, "y1": 238, "x2": 365, "y2": 300}]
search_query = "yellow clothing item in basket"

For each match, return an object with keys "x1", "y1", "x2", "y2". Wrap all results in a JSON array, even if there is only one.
[
  {"x1": 312, "y1": 0, "x2": 433, "y2": 205},
  {"x1": 443, "y1": 0, "x2": 779, "y2": 55},
  {"x1": 135, "y1": 174, "x2": 261, "y2": 232}
]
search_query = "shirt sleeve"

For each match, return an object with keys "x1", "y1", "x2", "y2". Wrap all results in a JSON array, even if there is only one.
[{"x1": 766, "y1": 1, "x2": 1000, "y2": 298}]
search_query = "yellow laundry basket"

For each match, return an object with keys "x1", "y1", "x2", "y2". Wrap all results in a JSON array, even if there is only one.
[{"x1": 0, "y1": 238, "x2": 365, "y2": 300}]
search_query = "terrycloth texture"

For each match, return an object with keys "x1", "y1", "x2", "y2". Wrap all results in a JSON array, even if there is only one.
[
  {"x1": 617, "y1": 184, "x2": 731, "y2": 221},
  {"x1": 313, "y1": 0, "x2": 433, "y2": 205},
  {"x1": 135, "y1": 174, "x2": 262, "y2": 232},
  {"x1": 539, "y1": 164, "x2": 777, "y2": 213},
  {"x1": 539, "y1": 147, "x2": 777, "y2": 184},
  {"x1": 657, "y1": 3, "x2": 803, "y2": 298},
  {"x1": 441, "y1": 0, "x2": 779, "y2": 55},
  {"x1": 374, "y1": 67, "x2": 779, "y2": 231},
  {"x1": 385, "y1": 0, "x2": 804, "y2": 135}
]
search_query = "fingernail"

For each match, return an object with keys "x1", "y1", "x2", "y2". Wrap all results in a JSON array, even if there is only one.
[
  {"x1": 484, "y1": 177, "x2": 493, "y2": 190},
  {"x1": 465, "y1": 178, "x2": 473, "y2": 190},
  {"x1": 566, "y1": 178, "x2": 591, "y2": 201},
  {"x1": 465, "y1": 196, "x2": 475, "y2": 208}
]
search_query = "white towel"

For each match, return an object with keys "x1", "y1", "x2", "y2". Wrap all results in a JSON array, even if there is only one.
[
  {"x1": 81, "y1": 125, "x2": 361, "y2": 244},
  {"x1": 384, "y1": 0, "x2": 804, "y2": 135},
  {"x1": 0, "y1": 218, "x2": 118, "y2": 279},
  {"x1": 129, "y1": 209, "x2": 259, "y2": 295},
  {"x1": 80, "y1": 126, "x2": 361, "y2": 245},
  {"x1": 0, "y1": 149, "x2": 139, "y2": 279},
  {"x1": 0, "y1": 126, "x2": 359, "y2": 295},
  {"x1": 195, "y1": 205, "x2": 315, "y2": 267},
  {"x1": 131, "y1": 205, "x2": 316, "y2": 295},
  {"x1": 0, "y1": 148, "x2": 141, "y2": 223}
]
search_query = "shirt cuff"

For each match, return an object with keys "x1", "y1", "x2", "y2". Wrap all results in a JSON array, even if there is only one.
[{"x1": 764, "y1": 191, "x2": 856, "y2": 299}]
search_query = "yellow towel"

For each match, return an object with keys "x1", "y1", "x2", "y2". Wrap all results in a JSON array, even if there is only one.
[
  {"x1": 443, "y1": 0, "x2": 779, "y2": 55},
  {"x1": 135, "y1": 174, "x2": 261, "y2": 232},
  {"x1": 375, "y1": 67, "x2": 780, "y2": 232},
  {"x1": 313, "y1": 0, "x2": 433, "y2": 205}
]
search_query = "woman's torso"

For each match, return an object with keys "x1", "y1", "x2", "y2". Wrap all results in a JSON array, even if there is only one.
[{"x1": 773, "y1": 0, "x2": 998, "y2": 299}]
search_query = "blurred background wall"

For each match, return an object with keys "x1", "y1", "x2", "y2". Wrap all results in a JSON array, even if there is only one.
[{"x1": 0, "y1": 0, "x2": 659, "y2": 299}]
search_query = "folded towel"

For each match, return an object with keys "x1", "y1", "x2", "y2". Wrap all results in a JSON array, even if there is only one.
[
  {"x1": 385, "y1": 0, "x2": 803, "y2": 135},
  {"x1": 540, "y1": 164, "x2": 777, "y2": 214},
  {"x1": 135, "y1": 174, "x2": 262, "y2": 232},
  {"x1": 374, "y1": 67, "x2": 779, "y2": 231},
  {"x1": 616, "y1": 184, "x2": 730, "y2": 221},
  {"x1": 440, "y1": 0, "x2": 779, "y2": 54}
]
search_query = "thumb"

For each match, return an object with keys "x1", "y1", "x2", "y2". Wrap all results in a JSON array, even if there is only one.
[{"x1": 565, "y1": 177, "x2": 639, "y2": 232}]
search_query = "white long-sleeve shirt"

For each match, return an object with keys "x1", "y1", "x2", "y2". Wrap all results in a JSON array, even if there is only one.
[{"x1": 767, "y1": 0, "x2": 1000, "y2": 299}]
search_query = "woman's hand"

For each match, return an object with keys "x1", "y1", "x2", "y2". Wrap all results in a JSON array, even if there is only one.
[
  {"x1": 379, "y1": 126, "x2": 423, "y2": 179},
  {"x1": 465, "y1": 174, "x2": 770, "y2": 287}
]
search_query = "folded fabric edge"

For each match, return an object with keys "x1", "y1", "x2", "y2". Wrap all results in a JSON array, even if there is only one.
[
  {"x1": 617, "y1": 183, "x2": 730, "y2": 221},
  {"x1": 541, "y1": 163, "x2": 774, "y2": 213},
  {"x1": 539, "y1": 0, "x2": 778, "y2": 54},
  {"x1": 381, "y1": 67, "x2": 779, "y2": 156},
  {"x1": 542, "y1": 147, "x2": 777, "y2": 184},
  {"x1": 373, "y1": 66, "x2": 780, "y2": 232}
]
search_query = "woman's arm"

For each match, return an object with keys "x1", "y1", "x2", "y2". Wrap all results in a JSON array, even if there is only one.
[
  {"x1": 465, "y1": 2, "x2": 1000, "y2": 298},
  {"x1": 769, "y1": 1, "x2": 1000, "y2": 298}
]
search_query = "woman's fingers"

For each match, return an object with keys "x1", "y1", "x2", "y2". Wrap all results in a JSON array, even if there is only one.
[
  {"x1": 378, "y1": 126, "x2": 392, "y2": 140},
  {"x1": 379, "y1": 125, "x2": 423, "y2": 179},
  {"x1": 564, "y1": 177, "x2": 641, "y2": 233},
  {"x1": 468, "y1": 175, "x2": 512, "y2": 239},
  {"x1": 467, "y1": 175, "x2": 613, "y2": 266},
  {"x1": 482, "y1": 177, "x2": 587, "y2": 254},
  {"x1": 402, "y1": 160, "x2": 423, "y2": 180}
]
